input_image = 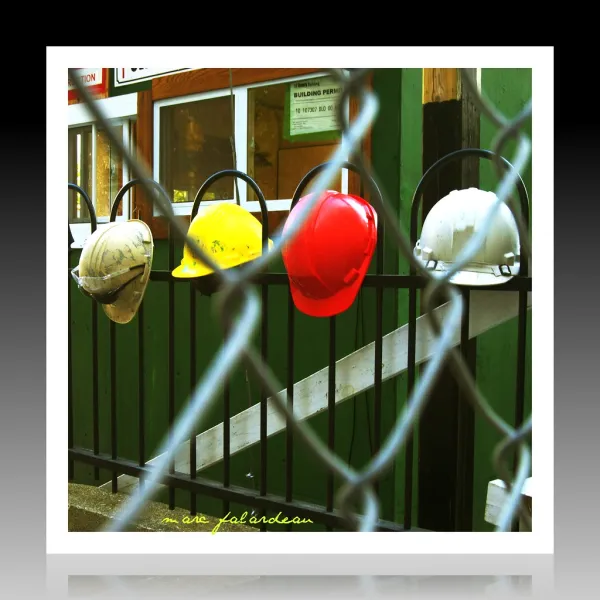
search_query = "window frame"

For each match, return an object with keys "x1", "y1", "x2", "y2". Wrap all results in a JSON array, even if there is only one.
[
  {"x1": 152, "y1": 71, "x2": 351, "y2": 217},
  {"x1": 67, "y1": 93, "x2": 138, "y2": 224}
]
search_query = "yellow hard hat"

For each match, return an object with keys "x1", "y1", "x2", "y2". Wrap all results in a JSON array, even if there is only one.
[
  {"x1": 172, "y1": 203, "x2": 273, "y2": 279},
  {"x1": 71, "y1": 219, "x2": 154, "y2": 324}
]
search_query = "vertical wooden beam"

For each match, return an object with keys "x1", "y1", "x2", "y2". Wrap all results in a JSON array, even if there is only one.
[
  {"x1": 247, "y1": 87, "x2": 257, "y2": 201},
  {"x1": 348, "y1": 72, "x2": 373, "y2": 200},
  {"x1": 417, "y1": 68, "x2": 480, "y2": 532},
  {"x1": 134, "y1": 90, "x2": 154, "y2": 225},
  {"x1": 134, "y1": 90, "x2": 171, "y2": 239}
]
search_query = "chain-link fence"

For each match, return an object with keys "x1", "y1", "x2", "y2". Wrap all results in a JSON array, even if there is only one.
[{"x1": 67, "y1": 67, "x2": 532, "y2": 534}]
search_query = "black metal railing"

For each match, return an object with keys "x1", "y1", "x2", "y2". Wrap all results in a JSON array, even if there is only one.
[{"x1": 67, "y1": 152, "x2": 532, "y2": 533}]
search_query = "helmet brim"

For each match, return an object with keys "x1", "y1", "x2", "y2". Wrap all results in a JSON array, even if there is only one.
[
  {"x1": 449, "y1": 271, "x2": 512, "y2": 287},
  {"x1": 415, "y1": 257, "x2": 521, "y2": 288},
  {"x1": 171, "y1": 262, "x2": 214, "y2": 279},
  {"x1": 171, "y1": 244, "x2": 272, "y2": 279},
  {"x1": 448, "y1": 262, "x2": 520, "y2": 287}
]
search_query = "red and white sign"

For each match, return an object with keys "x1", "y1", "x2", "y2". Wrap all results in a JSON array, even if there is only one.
[{"x1": 68, "y1": 68, "x2": 107, "y2": 101}]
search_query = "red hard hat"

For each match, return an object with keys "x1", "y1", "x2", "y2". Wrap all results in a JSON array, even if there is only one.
[{"x1": 282, "y1": 190, "x2": 377, "y2": 318}]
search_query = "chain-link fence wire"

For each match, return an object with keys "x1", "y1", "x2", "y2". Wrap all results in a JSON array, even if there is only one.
[{"x1": 68, "y1": 67, "x2": 532, "y2": 535}]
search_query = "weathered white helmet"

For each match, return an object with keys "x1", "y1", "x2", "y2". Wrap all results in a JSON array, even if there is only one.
[
  {"x1": 71, "y1": 220, "x2": 154, "y2": 324},
  {"x1": 414, "y1": 187, "x2": 520, "y2": 286}
]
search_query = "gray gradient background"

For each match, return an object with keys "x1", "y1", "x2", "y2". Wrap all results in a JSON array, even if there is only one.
[{"x1": 1, "y1": 55, "x2": 589, "y2": 598}]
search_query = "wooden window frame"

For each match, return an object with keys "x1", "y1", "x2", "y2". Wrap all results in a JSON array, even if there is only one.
[{"x1": 134, "y1": 68, "x2": 372, "y2": 240}]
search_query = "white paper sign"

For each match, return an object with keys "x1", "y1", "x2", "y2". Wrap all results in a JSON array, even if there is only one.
[{"x1": 289, "y1": 77, "x2": 342, "y2": 136}]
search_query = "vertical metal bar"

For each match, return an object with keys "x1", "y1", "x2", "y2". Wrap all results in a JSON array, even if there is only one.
[
  {"x1": 285, "y1": 288, "x2": 295, "y2": 532},
  {"x1": 110, "y1": 319, "x2": 117, "y2": 493},
  {"x1": 373, "y1": 205, "x2": 384, "y2": 498},
  {"x1": 223, "y1": 364, "x2": 231, "y2": 518},
  {"x1": 326, "y1": 316, "x2": 336, "y2": 531},
  {"x1": 168, "y1": 224, "x2": 176, "y2": 510},
  {"x1": 511, "y1": 289, "x2": 529, "y2": 531},
  {"x1": 455, "y1": 289, "x2": 474, "y2": 530},
  {"x1": 91, "y1": 124, "x2": 97, "y2": 211},
  {"x1": 373, "y1": 288, "x2": 383, "y2": 494},
  {"x1": 68, "y1": 183, "x2": 99, "y2": 481},
  {"x1": 122, "y1": 123, "x2": 130, "y2": 218},
  {"x1": 105, "y1": 143, "x2": 116, "y2": 489},
  {"x1": 515, "y1": 291, "x2": 527, "y2": 427},
  {"x1": 92, "y1": 303, "x2": 99, "y2": 481},
  {"x1": 68, "y1": 257, "x2": 74, "y2": 481},
  {"x1": 259, "y1": 282, "x2": 268, "y2": 531},
  {"x1": 229, "y1": 93, "x2": 239, "y2": 522},
  {"x1": 514, "y1": 291, "x2": 528, "y2": 430},
  {"x1": 189, "y1": 285, "x2": 197, "y2": 516},
  {"x1": 138, "y1": 303, "x2": 145, "y2": 491},
  {"x1": 404, "y1": 283, "x2": 417, "y2": 530}
]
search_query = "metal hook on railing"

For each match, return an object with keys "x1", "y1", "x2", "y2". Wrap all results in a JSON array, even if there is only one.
[
  {"x1": 409, "y1": 147, "x2": 533, "y2": 531},
  {"x1": 192, "y1": 169, "x2": 269, "y2": 241},
  {"x1": 67, "y1": 182, "x2": 101, "y2": 480},
  {"x1": 410, "y1": 148, "x2": 531, "y2": 278},
  {"x1": 192, "y1": 169, "x2": 271, "y2": 507},
  {"x1": 110, "y1": 177, "x2": 172, "y2": 223},
  {"x1": 188, "y1": 169, "x2": 270, "y2": 296},
  {"x1": 290, "y1": 160, "x2": 385, "y2": 272},
  {"x1": 290, "y1": 159, "x2": 388, "y2": 499},
  {"x1": 68, "y1": 183, "x2": 97, "y2": 247}
]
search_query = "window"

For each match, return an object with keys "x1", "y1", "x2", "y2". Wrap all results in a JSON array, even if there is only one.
[
  {"x1": 154, "y1": 72, "x2": 350, "y2": 216},
  {"x1": 158, "y1": 94, "x2": 235, "y2": 209},
  {"x1": 67, "y1": 94, "x2": 137, "y2": 224}
]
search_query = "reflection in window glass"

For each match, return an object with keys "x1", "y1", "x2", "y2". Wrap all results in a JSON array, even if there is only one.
[
  {"x1": 159, "y1": 96, "x2": 234, "y2": 204},
  {"x1": 95, "y1": 126, "x2": 123, "y2": 218},
  {"x1": 68, "y1": 126, "x2": 91, "y2": 223},
  {"x1": 67, "y1": 124, "x2": 126, "y2": 221},
  {"x1": 247, "y1": 75, "x2": 342, "y2": 202}
]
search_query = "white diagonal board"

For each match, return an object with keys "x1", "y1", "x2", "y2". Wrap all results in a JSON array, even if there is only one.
[{"x1": 101, "y1": 290, "x2": 532, "y2": 495}]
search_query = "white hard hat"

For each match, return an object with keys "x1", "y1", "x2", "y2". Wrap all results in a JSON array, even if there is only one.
[
  {"x1": 71, "y1": 220, "x2": 154, "y2": 324},
  {"x1": 414, "y1": 187, "x2": 520, "y2": 286}
]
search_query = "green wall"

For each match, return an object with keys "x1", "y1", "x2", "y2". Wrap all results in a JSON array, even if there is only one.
[
  {"x1": 472, "y1": 68, "x2": 533, "y2": 531},
  {"x1": 387, "y1": 67, "x2": 533, "y2": 531},
  {"x1": 69, "y1": 67, "x2": 532, "y2": 532},
  {"x1": 392, "y1": 68, "x2": 424, "y2": 525}
]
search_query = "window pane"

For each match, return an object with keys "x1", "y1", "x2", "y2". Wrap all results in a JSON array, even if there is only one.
[
  {"x1": 96, "y1": 125, "x2": 124, "y2": 218},
  {"x1": 68, "y1": 126, "x2": 91, "y2": 223},
  {"x1": 247, "y1": 75, "x2": 342, "y2": 202},
  {"x1": 159, "y1": 96, "x2": 234, "y2": 204},
  {"x1": 68, "y1": 122, "x2": 133, "y2": 222}
]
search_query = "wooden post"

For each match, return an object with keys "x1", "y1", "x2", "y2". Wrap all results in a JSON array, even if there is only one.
[{"x1": 417, "y1": 68, "x2": 480, "y2": 532}]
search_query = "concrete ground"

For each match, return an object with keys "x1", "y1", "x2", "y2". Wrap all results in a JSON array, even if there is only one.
[{"x1": 68, "y1": 482, "x2": 258, "y2": 533}]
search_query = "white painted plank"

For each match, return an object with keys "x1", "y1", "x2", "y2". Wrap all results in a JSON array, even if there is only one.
[
  {"x1": 485, "y1": 477, "x2": 532, "y2": 531},
  {"x1": 102, "y1": 290, "x2": 532, "y2": 494}
]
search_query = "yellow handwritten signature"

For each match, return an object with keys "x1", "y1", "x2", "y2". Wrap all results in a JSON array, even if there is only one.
[{"x1": 162, "y1": 511, "x2": 313, "y2": 534}]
